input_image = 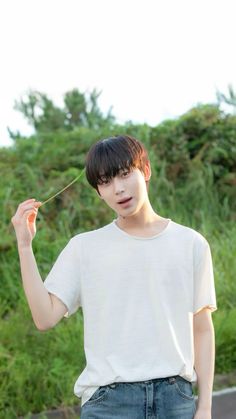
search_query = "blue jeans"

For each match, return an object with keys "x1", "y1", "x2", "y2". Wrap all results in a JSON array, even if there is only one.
[{"x1": 80, "y1": 375, "x2": 197, "y2": 418}]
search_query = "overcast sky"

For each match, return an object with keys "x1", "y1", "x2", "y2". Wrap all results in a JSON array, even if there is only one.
[{"x1": 1, "y1": 0, "x2": 236, "y2": 147}]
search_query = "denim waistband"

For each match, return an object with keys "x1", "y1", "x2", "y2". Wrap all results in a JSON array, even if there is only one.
[{"x1": 108, "y1": 375, "x2": 182, "y2": 388}]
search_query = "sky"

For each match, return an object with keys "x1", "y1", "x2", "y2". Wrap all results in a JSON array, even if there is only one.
[{"x1": 1, "y1": 0, "x2": 236, "y2": 147}]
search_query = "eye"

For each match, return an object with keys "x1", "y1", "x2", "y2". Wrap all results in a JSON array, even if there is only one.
[
  {"x1": 100, "y1": 178, "x2": 110, "y2": 185},
  {"x1": 121, "y1": 170, "x2": 130, "y2": 177}
]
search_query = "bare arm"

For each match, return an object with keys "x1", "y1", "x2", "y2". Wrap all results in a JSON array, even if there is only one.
[
  {"x1": 193, "y1": 307, "x2": 215, "y2": 418},
  {"x1": 12, "y1": 199, "x2": 67, "y2": 331},
  {"x1": 18, "y1": 245, "x2": 67, "y2": 330}
]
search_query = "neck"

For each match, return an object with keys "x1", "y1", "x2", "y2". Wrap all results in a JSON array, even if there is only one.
[{"x1": 116, "y1": 200, "x2": 162, "y2": 229}]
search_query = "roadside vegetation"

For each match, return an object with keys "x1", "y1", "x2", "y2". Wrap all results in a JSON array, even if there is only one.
[{"x1": 1, "y1": 87, "x2": 235, "y2": 418}]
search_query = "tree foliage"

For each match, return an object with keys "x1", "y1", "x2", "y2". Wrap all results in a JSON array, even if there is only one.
[
  {"x1": 10, "y1": 88, "x2": 115, "y2": 137},
  {"x1": 216, "y1": 83, "x2": 236, "y2": 114}
]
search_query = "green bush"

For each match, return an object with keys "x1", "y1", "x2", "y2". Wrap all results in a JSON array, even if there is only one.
[{"x1": 0, "y1": 94, "x2": 235, "y2": 416}]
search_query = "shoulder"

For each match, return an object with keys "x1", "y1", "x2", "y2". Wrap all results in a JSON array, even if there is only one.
[
  {"x1": 70, "y1": 221, "x2": 114, "y2": 245},
  {"x1": 170, "y1": 219, "x2": 209, "y2": 248}
]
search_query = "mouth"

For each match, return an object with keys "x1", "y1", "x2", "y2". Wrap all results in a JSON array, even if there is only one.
[{"x1": 117, "y1": 197, "x2": 132, "y2": 204}]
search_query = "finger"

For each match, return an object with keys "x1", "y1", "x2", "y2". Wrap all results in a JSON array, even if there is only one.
[
  {"x1": 28, "y1": 211, "x2": 37, "y2": 222},
  {"x1": 19, "y1": 199, "x2": 36, "y2": 206},
  {"x1": 18, "y1": 200, "x2": 42, "y2": 211},
  {"x1": 18, "y1": 202, "x2": 35, "y2": 211},
  {"x1": 12, "y1": 208, "x2": 37, "y2": 226},
  {"x1": 22, "y1": 208, "x2": 38, "y2": 219},
  {"x1": 18, "y1": 203, "x2": 41, "y2": 215},
  {"x1": 34, "y1": 201, "x2": 42, "y2": 207}
]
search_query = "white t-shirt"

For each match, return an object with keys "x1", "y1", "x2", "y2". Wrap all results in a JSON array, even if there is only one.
[{"x1": 43, "y1": 218, "x2": 217, "y2": 407}]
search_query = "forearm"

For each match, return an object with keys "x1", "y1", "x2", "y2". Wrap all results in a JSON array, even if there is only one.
[
  {"x1": 194, "y1": 326, "x2": 215, "y2": 409},
  {"x1": 18, "y1": 245, "x2": 53, "y2": 330}
]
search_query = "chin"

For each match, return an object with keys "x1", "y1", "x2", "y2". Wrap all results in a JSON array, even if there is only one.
[{"x1": 118, "y1": 208, "x2": 138, "y2": 218}]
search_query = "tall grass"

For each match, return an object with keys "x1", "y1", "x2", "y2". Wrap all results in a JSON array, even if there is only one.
[
  {"x1": 1, "y1": 193, "x2": 235, "y2": 417},
  {"x1": 0, "y1": 122, "x2": 235, "y2": 416}
]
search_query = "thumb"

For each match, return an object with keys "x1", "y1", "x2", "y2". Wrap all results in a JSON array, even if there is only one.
[{"x1": 24, "y1": 208, "x2": 37, "y2": 223}]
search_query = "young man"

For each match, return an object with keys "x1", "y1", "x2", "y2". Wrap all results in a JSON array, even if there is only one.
[{"x1": 12, "y1": 135, "x2": 217, "y2": 419}]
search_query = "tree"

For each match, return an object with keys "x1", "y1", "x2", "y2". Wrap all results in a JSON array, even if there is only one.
[
  {"x1": 216, "y1": 83, "x2": 236, "y2": 115},
  {"x1": 11, "y1": 88, "x2": 115, "y2": 137},
  {"x1": 14, "y1": 90, "x2": 65, "y2": 132}
]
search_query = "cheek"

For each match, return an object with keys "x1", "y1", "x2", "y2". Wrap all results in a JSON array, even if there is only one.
[
  {"x1": 99, "y1": 188, "x2": 112, "y2": 202},
  {"x1": 131, "y1": 177, "x2": 145, "y2": 191}
]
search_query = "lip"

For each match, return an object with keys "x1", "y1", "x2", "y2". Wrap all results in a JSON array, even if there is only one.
[{"x1": 117, "y1": 197, "x2": 133, "y2": 205}]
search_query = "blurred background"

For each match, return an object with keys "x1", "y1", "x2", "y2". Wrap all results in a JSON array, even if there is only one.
[{"x1": 0, "y1": 0, "x2": 235, "y2": 417}]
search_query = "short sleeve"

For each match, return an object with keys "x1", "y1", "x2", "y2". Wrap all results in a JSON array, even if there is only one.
[
  {"x1": 43, "y1": 237, "x2": 82, "y2": 318},
  {"x1": 193, "y1": 235, "x2": 217, "y2": 314}
]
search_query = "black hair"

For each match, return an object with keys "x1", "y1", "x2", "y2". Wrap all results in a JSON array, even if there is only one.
[{"x1": 85, "y1": 135, "x2": 150, "y2": 194}]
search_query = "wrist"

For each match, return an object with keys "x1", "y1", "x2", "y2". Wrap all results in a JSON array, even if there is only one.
[
  {"x1": 197, "y1": 394, "x2": 212, "y2": 409},
  {"x1": 18, "y1": 243, "x2": 33, "y2": 252},
  {"x1": 197, "y1": 402, "x2": 212, "y2": 410}
]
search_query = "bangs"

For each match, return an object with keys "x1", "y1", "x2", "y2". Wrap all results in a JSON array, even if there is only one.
[{"x1": 85, "y1": 135, "x2": 149, "y2": 190}]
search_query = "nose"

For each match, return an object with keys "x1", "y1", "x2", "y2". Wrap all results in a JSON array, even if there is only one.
[{"x1": 113, "y1": 176, "x2": 125, "y2": 195}]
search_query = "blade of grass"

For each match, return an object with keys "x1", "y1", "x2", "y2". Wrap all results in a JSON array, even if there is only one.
[{"x1": 39, "y1": 168, "x2": 85, "y2": 207}]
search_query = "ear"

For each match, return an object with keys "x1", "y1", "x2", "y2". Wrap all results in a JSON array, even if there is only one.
[{"x1": 144, "y1": 161, "x2": 151, "y2": 181}]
